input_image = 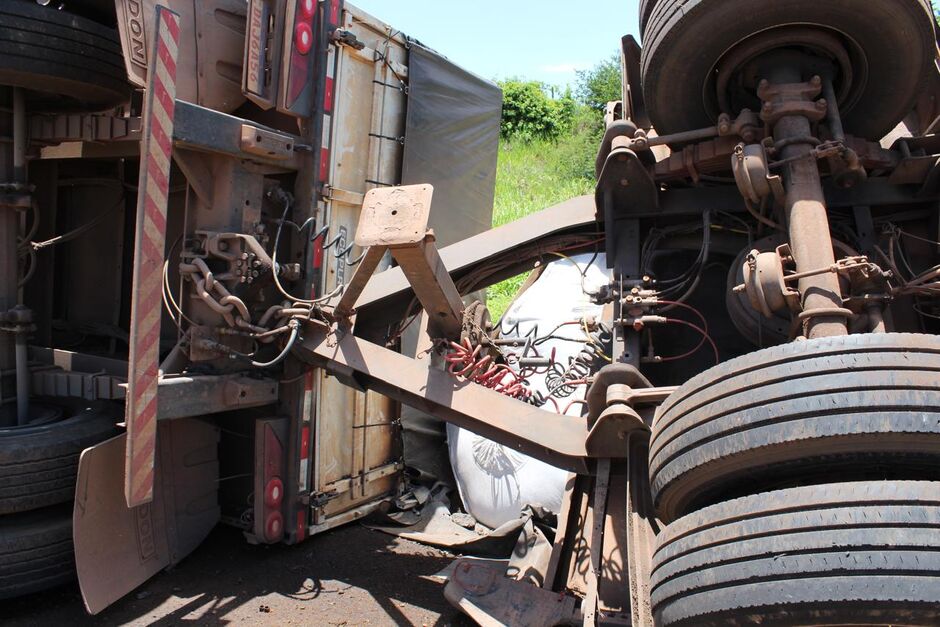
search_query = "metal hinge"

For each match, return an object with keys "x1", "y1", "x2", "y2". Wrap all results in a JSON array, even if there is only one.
[{"x1": 331, "y1": 28, "x2": 365, "y2": 50}]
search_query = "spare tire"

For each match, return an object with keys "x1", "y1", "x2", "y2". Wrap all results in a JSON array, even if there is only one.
[
  {"x1": 0, "y1": 504, "x2": 75, "y2": 599},
  {"x1": 651, "y1": 481, "x2": 940, "y2": 626},
  {"x1": 0, "y1": 403, "x2": 120, "y2": 515},
  {"x1": 0, "y1": 0, "x2": 130, "y2": 111},
  {"x1": 641, "y1": 0, "x2": 936, "y2": 141},
  {"x1": 650, "y1": 333, "x2": 940, "y2": 522}
]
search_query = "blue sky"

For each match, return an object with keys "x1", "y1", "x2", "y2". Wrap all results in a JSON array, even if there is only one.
[{"x1": 351, "y1": 1, "x2": 640, "y2": 89}]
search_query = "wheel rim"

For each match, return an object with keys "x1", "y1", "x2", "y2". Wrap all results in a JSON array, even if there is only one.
[{"x1": 705, "y1": 24, "x2": 867, "y2": 123}]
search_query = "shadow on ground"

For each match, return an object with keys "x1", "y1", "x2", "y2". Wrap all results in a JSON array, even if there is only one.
[{"x1": 1, "y1": 523, "x2": 474, "y2": 626}]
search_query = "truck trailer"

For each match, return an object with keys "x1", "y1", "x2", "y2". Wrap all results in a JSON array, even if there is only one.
[{"x1": 2, "y1": 0, "x2": 940, "y2": 625}]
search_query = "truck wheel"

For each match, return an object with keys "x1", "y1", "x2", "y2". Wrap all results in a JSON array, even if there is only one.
[
  {"x1": 649, "y1": 333, "x2": 940, "y2": 522},
  {"x1": 638, "y1": 0, "x2": 656, "y2": 39},
  {"x1": 0, "y1": 0, "x2": 129, "y2": 111},
  {"x1": 651, "y1": 481, "x2": 940, "y2": 626},
  {"x1": 0, "y1": 403, "x2": 120, "y2": 515},
  {"x1": 0, "y1": 504, "x2": 75, "y2": 600},
  {"x1": 641, "y1": 0, "x2": 935, "y2": 141}
]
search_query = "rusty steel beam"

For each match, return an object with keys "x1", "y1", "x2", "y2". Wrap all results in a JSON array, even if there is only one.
[
  {"x1": 295, "y1": 321, "x2": 594, "y2": 474},
  {"x1": 153, "y1": 374, "x2": 279, "y2": 420},
  {"x1": 388, "y1": 237, "x2": 465, "y2": 339},
  {"x1": 172, "y1": 100, "x2": 304, "y2": 170}
]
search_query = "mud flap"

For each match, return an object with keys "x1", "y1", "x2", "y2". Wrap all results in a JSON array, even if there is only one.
[{"x1": 73, "y1": 419, "x2": 220, "y2": 614}]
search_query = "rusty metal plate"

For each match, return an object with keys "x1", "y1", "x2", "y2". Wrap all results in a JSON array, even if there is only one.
[{"x1": 355, "y1": 184, "x2": 435, "y2": 247}]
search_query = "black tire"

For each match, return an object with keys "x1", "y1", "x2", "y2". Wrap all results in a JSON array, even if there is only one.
[
  {"x1": 0, "y1": 0, "x2": 129, "y2": 111},
  {"x1": 0, "y1": 504, "x2": 75, "y2": 600},
  {"x1": 641, "y1": 0, "x2": 936, "y2": 141},
  {"x1": 651, "y1": 481, "x2": 940, "y2": 626},
  {"x1": 649, "y1": 333, "x2": 940, "y2": 522},
  {"x1": 638, "y1": 0, "x2": 656, "y2": 39},
  {"x1": 0, "y1": 403, "x2": 120, "y2": 515}
]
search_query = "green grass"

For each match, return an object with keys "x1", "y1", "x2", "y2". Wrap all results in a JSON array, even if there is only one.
[{"x1": 487, "y1": 138, "x2": 596, "y2": 319}]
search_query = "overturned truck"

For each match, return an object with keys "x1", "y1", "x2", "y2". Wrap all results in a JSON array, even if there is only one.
[{"x1": 2, "y1": 0, "x2": 940, "y2": 625}]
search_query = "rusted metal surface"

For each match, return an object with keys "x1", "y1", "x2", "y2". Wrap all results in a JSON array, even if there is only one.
[
  {"x1": 333, "y1": 245, "x2": 388, "y2": 318},
  {"x1": 444, "y1": 558, "x2": 579, "y2": 626},
  {"x1": 762, "y1": 72, "x2": 848, "y2": 338},
  {"x1": 28, "y1": 112, "x2": 141, "y2": 145},
  {"x1": 389, "y1": 237, "x2": 465, "y2": 339},
  {"x1": 172, "y1": 101, "x2": 304, "y2": 170},
  {"x1": 353, "y1": 194, "x2": 599, "y2": 328},
  {"x1": 296, "y1": 320, "x2": 594, "y2": 474},
  {"x1": 152, "y1": 374, "x2": 279, "y2": 420},
  {"x1": 336, "y1": 185, "x2": 466, "y2": 339}
]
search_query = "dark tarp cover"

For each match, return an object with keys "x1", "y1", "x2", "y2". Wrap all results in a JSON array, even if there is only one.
[{"x1": 401, "y1": 42, "x2": 502, "y2": 248}]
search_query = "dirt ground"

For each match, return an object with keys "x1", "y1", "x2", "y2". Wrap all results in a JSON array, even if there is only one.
[{"x1": 1, "y1": 523, "x2": 475, "y2": 626}]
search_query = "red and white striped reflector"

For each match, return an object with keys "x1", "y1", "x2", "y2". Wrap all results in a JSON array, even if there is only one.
[{"x1": 124, "y1": 5, "x2": 180, "y2": 508}]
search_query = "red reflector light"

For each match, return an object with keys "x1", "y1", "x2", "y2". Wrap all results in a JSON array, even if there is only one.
[
  {"x1": 264, "y1": 477, "x2": 284, "y2": 508},
  {"x1": 295, "y1": 22, "x2": 313, "y2": 55},
  {"x1": 264, "y1": 510, "x2": 284, "y2": 542},
  {"x1": 300, "y1": 0, "x2": 315, "y2": 19}
]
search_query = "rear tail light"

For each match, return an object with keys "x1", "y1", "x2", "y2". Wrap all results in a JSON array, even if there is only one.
[
  {"x1": 264, "y1": 476, "x2": 284, "y2": 508},
  {"x1": 280, "y1": 0, "x2": 317, "y2": 114},
  {"x1": 295, "y1": 21, "x2": 313, "y2": 55},
  {"x1": 264, "y1": 511, "x2": 284, "y2": 541},
  {"x1": 253, "y1": 418, "x2": 288, "y2": 544}
]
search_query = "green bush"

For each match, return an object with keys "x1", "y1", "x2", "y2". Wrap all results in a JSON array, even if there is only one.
[
  {"x1": 487, "y1": 55, "x2": 621, "y2": 318},
  {"x1": 499, "y1": 79, "x2": 576, "y2": 141}
]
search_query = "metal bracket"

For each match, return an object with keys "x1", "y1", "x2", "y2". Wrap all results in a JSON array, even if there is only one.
[{"x1": 334, "y1": 185, "x2": 466, "y2": 339}]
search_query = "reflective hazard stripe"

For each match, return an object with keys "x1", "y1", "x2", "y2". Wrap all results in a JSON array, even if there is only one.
[{"x1": 125, "y1": 5, "x2": 180, "y2": 508}]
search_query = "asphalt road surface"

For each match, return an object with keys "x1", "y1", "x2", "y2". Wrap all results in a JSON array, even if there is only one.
[{"x1": 2, "y1": 523, "x2": 475, "y2": 626}]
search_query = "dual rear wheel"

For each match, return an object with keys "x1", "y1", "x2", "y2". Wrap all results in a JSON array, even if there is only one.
[
  {"x1": 648, "y1": 334, "x2": 940, "y2": 625},
  {"x1": 0, "y1": 403, "x2": 120, "y2": 600},
  {"x1": 638, "y1": 2, "x2": 940, "y2": 623}
]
